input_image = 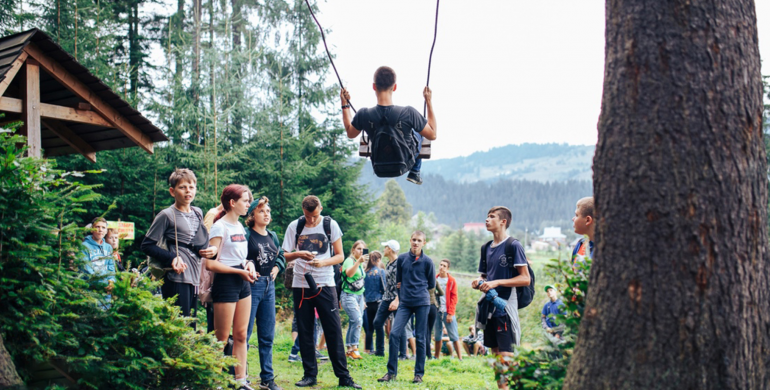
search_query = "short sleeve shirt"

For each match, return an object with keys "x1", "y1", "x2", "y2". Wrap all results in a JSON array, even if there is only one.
[
  {"x1": 247, "y1": 229, "x2": 278, "y2": 276},
  {"x1": 282, "y1": 217, "x2": 343, "y2": 288},
  {"x1": 351, "y1": 105, "x2": 427, "y2": 140},
  {"x1": 209, "y1": 220, "x2": 248, "y2": 267},
  {"x1": 437, "y1": 277, "x2": 448, "y2": 312},
  {"x1": 482, "y1": 237, "x2": 528, "y2": 316},
  {"x1": 382, "y1": 259, "x2": 399, "y2": 301},
  {"x1": 341, "y1": 256, "x2": 365, "y2": 295},
  {"x1": 144, "y1": 206, "x2": 204, "y2": 286},
  {"x1": 542, "y1": 299, "x2": 566, "y2": 328}
]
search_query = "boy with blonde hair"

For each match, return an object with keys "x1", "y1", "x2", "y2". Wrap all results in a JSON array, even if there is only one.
[{"x1": 571, "y1": 197, "x2": 595, "y2": 263}]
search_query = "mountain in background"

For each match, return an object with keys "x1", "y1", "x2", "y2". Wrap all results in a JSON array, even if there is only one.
[
  {"x1": 423, "y1": 143, "x2": 594, "y2": 183},
  {"x1": 359, "y1": 143, "x2": 595, "y2": 229}
]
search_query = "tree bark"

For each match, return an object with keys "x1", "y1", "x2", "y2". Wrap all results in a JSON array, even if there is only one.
[
  {"x1": 0, "y1": 334, "x2": 25, "y2": 389},
  {"x1": 564, "y1": 1, "x2": 769, "y2": 389}
]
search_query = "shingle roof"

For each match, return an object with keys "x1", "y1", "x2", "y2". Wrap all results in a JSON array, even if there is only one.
[{"x1": 0, "y1": 28, "x2": 167, "y2": 156}]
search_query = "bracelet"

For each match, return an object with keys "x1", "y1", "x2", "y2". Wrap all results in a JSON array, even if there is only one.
[{"x1": 341, "y1": 104, "x2": 351, "y2": 109}]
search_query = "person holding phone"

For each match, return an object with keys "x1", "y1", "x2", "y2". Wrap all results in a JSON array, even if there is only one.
[{"x1": 341, "y1": 241, "x2": 368, "y2": 359}]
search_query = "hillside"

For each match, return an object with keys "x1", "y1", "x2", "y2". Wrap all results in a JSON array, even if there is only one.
[
  {"x1": 423, "y1": 143, "x2": 594, "y2": 183},
  {"x1": 358, "y1": 143, "x2": 594, "y2": 229}
]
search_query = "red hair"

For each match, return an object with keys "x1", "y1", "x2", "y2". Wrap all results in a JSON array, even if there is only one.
[{"x1": 213, "y1": 184, "x2": 251, "y2": 223}]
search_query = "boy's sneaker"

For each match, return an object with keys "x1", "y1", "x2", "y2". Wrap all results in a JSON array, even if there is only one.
[
  {"x1": 338, "y1": 377, "x2": 362, "y2": 389},
  {"x1": 287, "y1": 354, "x2": 300, "y2": 363},
  {"x1": 406, "y1": 171, "x2": 422, "y2": 185},
  {"x1": 295, "y1": 377, "x2": 317, "y2": 387},
  {"x1": 315, "y1": 350, "x2": 328, "y2": 361},
  {"x1": 347, "y1": 348, "x2": 362, "y2": 360},
  {"x1": 259, "y1": 380, "x2": 282, "y2": 390}
]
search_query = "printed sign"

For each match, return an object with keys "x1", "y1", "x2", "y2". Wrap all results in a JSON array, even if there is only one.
[{"x1": 107, "y1": 221, "x2": 135, "y2": 240}]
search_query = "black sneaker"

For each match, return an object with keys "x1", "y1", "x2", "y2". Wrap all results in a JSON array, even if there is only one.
[
  {"x1": 406, "y1": 171, "x2": 422, "y2": 185},
  {"x1": 412, "y1": 375, "x2": 423, "y2": 384},
  {"x1": 315, "y1": 349, "x2": 329, "y2": 361},
  {"x1": 377, "y1": 373, "x2": 397, "y2": 382},
  {"x1": 338, "y1": 377, "x2": 362, "y2": 389},
  {"x1": 259, "y1": 380, "x2": 282, "y2": 390},
  {"x1": 294, "y1": 377, "x2": 316, "y2": 387}
]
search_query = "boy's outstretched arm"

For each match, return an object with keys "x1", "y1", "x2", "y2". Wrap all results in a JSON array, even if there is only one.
[
  {"x1": 341, "y1": 88, "x2": 360, "y2": 138},
  {"x1": 420, "y1": 86, "x2": 437, "y2": 140}
]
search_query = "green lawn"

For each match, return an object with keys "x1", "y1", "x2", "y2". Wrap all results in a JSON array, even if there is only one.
[
  {"x1": 245, "y1": 250, "x2": 567, "y2": 389},
  {"x1": 248, "y1": 320, "x2": 498, "y2": 389}
]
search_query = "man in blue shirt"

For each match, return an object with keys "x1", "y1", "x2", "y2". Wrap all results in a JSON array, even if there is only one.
[
  {"x1": 541, "y1": 285, "x2": 566, "y2": 341},
  {"x1": 377, "y1": 231, "x2": 435, "y2": 384}
]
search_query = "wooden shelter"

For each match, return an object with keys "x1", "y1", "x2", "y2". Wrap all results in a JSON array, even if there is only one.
[{"x1": 0, "y1": 29, "x2": 166, "y2": 162}]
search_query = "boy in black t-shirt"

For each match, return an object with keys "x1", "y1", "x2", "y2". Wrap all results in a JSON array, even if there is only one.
[
  {"x1": 341, "y1": 66, "x2": 437, "y2": 185},
  {"x1": 471, "y1": 206, "x2": 530, "y2": 390}
]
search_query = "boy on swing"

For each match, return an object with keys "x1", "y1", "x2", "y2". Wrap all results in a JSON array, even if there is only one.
[{"x1": 341, "y1": 66, "x2": 437, "y2": 185}]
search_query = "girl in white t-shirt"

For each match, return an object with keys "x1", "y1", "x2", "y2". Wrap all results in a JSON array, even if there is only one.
[{"x1": 207, "y1": 184, "x2": 257, "y2": 390}]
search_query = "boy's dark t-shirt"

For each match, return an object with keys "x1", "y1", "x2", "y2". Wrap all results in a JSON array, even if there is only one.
[
  {"x1": 351, "y1": 105, "x2": 427, "y2": 141},
  {"x1": 247, "y1": 230, "x2": 278, "y2": 276},
  {"x1": 481, "y1": 238, "x2": 528, "y2": 317}
]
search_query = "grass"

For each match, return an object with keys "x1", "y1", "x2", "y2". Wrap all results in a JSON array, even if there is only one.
[
  {"x1": 248, "y1": 320, "x2": 497, "y2": 389},
  {"x1": 243, "y1": 250, "x2": 568, "y2": 389}
]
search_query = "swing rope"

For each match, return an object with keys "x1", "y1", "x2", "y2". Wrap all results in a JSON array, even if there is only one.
[
  {"x1": 303, "y1": 0, "x2": 440, "y2": 148},
  {"x1": 304, "y1": 0, "x2": 356, "y2": 113},
  {"x1": 424, "y1": 0, "x2": 440, "y2": 117}
]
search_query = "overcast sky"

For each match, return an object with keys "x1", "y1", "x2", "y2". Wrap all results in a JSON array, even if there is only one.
[{"x1": 312, "y1": 0, "x2": 770, "y2": 159}]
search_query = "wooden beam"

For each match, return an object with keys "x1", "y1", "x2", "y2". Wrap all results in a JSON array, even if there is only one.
[
  {"x1": 0, "y1": 52, "x2": 28, "y2": 96},
  {"x1": 21, "y1": 60, "x2": 41, "y2": 158},
  {"x1": 0, "y1": 97, "x2": 112, "y2": 127},
  {"x1": 42, "y1": 119, "x2": 96, "y2": 163},
  {"x1": 23, "y1": 43, "x2": 154, "y2": 153},
  {"x1": 41, "y1": 102, "x2": 112, "y2": 127},
  {"x1": 0, "y1": 96, "x2": 21, "y2": 112}
]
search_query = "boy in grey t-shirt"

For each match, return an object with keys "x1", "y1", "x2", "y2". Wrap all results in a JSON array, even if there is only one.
[{"x1": 141, "y1": 169, "x2": 217, "y2": 317}]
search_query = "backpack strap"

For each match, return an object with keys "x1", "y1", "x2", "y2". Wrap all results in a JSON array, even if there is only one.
[
  {"x1": 323, "y1": 216, "x2": 334, "y2": 256},
  {"x1": 479, "y1": 240, "x2": 493, "y2": 276},
  {"x1": 294, "y1": 216, "x2": 307, "y2": 251}
]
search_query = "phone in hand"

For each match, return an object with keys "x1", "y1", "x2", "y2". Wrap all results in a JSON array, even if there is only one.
[{"x1": 363, "y1": 248, "x2": 369, "y2": 256}]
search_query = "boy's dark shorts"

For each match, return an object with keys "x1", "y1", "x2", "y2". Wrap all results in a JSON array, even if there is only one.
[
  {"x1": 484, "y1": 315, "x2": 515, "y2": 353},
  {"x1": 212, "y1": 266, "x2": 251, "y2": 303}
]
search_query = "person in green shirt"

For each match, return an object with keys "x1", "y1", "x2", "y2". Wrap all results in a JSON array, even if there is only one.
[{"x1": 341, "y1": 240, "x2": 368, "y2": 359}]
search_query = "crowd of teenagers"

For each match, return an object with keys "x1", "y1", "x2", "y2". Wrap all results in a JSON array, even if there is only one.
[{"x1": 77, "y1": 164, "x2": 595, "y2": 390}]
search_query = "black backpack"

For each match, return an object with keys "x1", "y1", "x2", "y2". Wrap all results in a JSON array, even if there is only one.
[
  {"x1": 365, "y1": 106, "x2": 418, "y2": 177},
  {"x1": 295, "y1": 216, "x2": 341, "y2": 290},
  {"x1": 479, "y1": 237, "x2": 536, "y2": 309}
]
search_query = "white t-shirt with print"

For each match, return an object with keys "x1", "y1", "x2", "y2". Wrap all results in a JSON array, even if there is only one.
[
  {"x1": 282, "y1": 217, "x2": 343, "y2": 288},
  {"x1": 209, "y1": 220, "x2": 248, "y2": 267}
]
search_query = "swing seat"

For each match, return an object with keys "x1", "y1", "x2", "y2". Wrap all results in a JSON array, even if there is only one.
[{"x1": 359, "y1": 138, "x2": 432, "y2": 159}]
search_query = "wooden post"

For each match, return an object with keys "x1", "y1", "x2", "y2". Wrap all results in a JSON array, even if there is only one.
[{"x1": 20, "y1": 59, "x2": 41, "y2": 158}]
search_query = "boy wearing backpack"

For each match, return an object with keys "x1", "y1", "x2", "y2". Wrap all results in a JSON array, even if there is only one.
[
  {"x1": 281, "y1": 196, "x2": 361, "y2": 389},
  {"x1": 341, "y1": 66, "x2": 437, "y2": 184},
  {"x1": 472, "y1": 206, "x2": 532, "y2": 390}
]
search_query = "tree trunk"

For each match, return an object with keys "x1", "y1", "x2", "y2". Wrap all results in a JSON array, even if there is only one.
[
  {"x1": 564, "y1": 1, "x2": 769, "y2": 389},
  {"x1": 0, "y1": 334, "x2": 25, "y2": 389}
]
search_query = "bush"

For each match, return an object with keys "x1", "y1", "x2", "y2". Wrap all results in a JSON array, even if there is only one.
[
  {"x1": 491, "y1": 255, "x2": 592, "y2": 389},
  {"x1": 0, "y1": 130, "x2": 234, "y2": 389}
]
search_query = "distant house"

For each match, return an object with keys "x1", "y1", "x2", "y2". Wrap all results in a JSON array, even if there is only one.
[
  {"x1": 539, "y1": 227, "x2": 566, "y2": 243},
  {"x1": 463, "y1": 223, "x2": 486, "y2": 234}
]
